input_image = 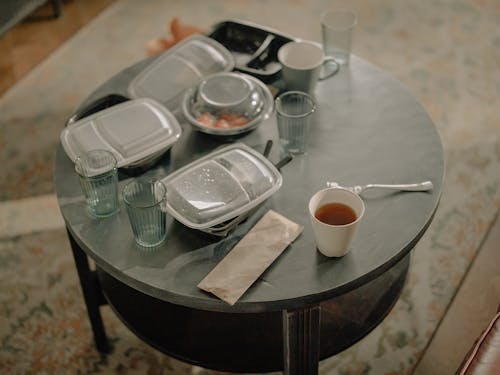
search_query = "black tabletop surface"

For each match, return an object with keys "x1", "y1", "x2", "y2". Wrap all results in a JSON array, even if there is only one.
[{"x1": 54, "y1": 54, "x2": 444, "y2": 313}]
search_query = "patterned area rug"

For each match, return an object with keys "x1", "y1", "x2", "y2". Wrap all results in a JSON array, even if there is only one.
[{"x1": 0, "y1": 0, "x2": 499, "y2": 374}]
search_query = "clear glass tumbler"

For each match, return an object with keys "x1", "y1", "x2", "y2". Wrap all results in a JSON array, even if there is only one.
[
  {"x1": 321, "y1": 10, "x2": 357, "y2": 66},
  {"x1": 275, "y1": 91, "x2": 316, "y2": 154},
  {"x1": 75, "y1": 149, "x2": 119, "y2": 218},
  {"x1": 123, "y1": 178, "x2": 167, "y2": 248}
]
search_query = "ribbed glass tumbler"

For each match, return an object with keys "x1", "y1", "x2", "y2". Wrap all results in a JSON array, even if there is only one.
[
  {"x1": 275, "y1": 91, "x2": 316, "y2": 154},
  {"x1": 123, "y1": 178, "x2": 167, "y2": 248},
  {"x1": 75, "y1": 149, "x2": 119, "y2": 218}
]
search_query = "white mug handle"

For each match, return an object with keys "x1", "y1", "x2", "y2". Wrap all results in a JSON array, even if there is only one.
[{"x1": 318, "y1": 56, "x2": 339, "y2": 80}]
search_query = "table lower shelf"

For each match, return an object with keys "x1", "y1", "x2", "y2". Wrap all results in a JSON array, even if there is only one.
[{"x1": 97, "y1": 253, "x2": 409, "y2": 373}]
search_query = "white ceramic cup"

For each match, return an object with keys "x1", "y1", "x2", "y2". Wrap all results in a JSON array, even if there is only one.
[
  {"x1": 308, "y1": 187, "x2": 365, "y2": 257},
  {"x1": 278, "y1": 41, "x2": 338, "y2": 93}
]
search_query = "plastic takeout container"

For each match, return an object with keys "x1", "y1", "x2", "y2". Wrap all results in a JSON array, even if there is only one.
[
  {"x1": 60, "y1": 98, "x2": 182, "y2": 168},
  {"x1": 127, "y1": 35, "x2": 235, "y2": 113},
  {"x1": 208, "y1": 20, "x2": 296, "y2": 82},
  {"x1": 161, "y1": 143, "x2": 282, "y2": 230},
  {"x1": 197, "y1": 204, "x2": 261, "y2": 237},
  {"x1": 182, "y1": 72, "x2": 274, "y2": 136}
]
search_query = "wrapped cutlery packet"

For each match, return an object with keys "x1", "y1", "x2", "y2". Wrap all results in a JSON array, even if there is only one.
[{"x1": 198, "y1": 210, "x2": 303, "y2": 305}]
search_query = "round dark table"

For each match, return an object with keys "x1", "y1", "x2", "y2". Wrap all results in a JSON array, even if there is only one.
[{"x1": 54, "y1": 54, "x2": 444, "y2": 374}]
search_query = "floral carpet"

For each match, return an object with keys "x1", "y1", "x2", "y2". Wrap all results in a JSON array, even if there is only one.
[{"x1": 0, "y1": 0, "x2": 499, "y2": 374}]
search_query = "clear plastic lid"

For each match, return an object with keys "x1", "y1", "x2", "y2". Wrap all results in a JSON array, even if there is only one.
[
  {"x1": 127, "y1": 35, "x2": 235, "y2": 113},
  {"x1": 161, "y1": 143, "x2": 282, "y2": 229},
  {"x1": 60, "y1": 98, "x2": 182, "y2": 168},
  {"x1": 182, "y1": 72, "x2": 274, "y2": 136}
]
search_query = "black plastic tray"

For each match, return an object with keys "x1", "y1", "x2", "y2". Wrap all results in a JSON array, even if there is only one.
[{"x1": 208, "y1": 19, "x2": 296, "y2": 83}]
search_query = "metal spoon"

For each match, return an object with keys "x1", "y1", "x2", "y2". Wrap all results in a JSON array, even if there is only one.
[{"x1": 326, "y1": 180, "x2": 433, "y2": 194}]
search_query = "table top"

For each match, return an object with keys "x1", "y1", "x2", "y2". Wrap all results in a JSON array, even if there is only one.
[{"x1": 54, "y1": 54, "x2": 444, "y2": 314}]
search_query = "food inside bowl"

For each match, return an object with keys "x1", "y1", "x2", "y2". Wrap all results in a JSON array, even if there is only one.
[
  {"x1": 182, "y1": 72, "x2": 274, "y2": 135},
  {"x1": 198, "y1": 112, "x2": 250, "y2": 129}
]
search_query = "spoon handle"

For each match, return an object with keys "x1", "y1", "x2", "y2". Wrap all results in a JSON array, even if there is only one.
[{"x1": 365, "y1": 181, "x2": 433, "y2": 191}]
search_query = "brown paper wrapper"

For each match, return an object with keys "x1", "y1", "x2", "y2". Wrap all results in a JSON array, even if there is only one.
[{"x1": 197, "y1": 210, "x2": 303, "y2": 305}]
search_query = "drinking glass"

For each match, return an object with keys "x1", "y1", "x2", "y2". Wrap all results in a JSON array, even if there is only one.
[
  {"x1": 123, "y1": 178, "x2": 167, "y2": 248},
  {"x1": 75, "y1": 149, "x2": 119, "y2": 218},
  {"x1": 275, "y1": 91, "x2": 316, "y2": 154},
  {"x1": 321, "y1": 10, "x2": 357, "y2": 66}
]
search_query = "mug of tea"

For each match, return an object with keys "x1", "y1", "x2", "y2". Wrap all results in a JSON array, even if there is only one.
[
  {"x1": 308, "y1": 187, "x2": 365, "y2": 257},
  {"x1": 278, "y1": 41, "x2": 339, "y2": 93}
]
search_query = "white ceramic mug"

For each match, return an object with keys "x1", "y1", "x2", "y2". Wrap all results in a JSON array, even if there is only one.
[
  {"x1": 308, "y1": 187, "x2": 365, "y2": 257},
  {"x1": 278, "y1": 41, "x2": 339, "y2": 93}
]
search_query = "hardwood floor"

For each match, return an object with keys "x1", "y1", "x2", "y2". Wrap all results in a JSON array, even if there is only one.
[
  {"x1": 0, "y1": 0, "x2": 116, "y2": 97},
  {"x1": 415, "y1": 214, "x2": 500, "y2": 374}
]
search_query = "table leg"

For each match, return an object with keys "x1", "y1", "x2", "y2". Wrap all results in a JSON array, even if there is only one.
[
  {"x1": 50, "y1": 0, "x2": 62, "y2": 18},
  {"x1": 66, "y1": 227, "x2": 110, "y2": 353},
  {"x1": 283, "y1": 304, "x2": 321, "y2": 375}
]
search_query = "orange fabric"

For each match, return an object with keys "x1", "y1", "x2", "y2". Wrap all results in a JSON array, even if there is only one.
[{"x1": 145, "y1": 17, "x2": 204, "y2": 56}]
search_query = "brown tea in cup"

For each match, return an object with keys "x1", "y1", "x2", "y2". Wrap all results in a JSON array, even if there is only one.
[
  {"x1": 309, "y1": 188, "x2": 365, "y2": 257},
  {"x1": 314, "y1": 202, "x2": 357, "y2": 226}
]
